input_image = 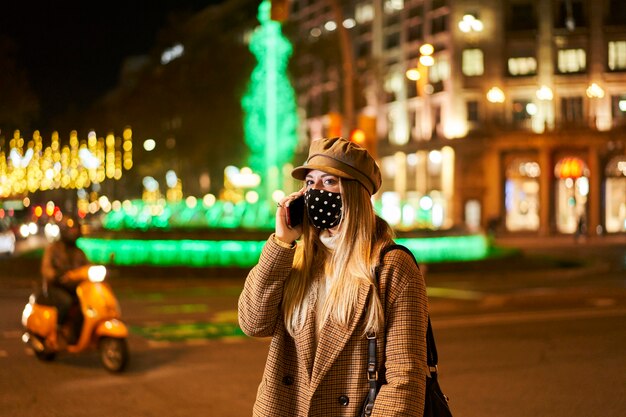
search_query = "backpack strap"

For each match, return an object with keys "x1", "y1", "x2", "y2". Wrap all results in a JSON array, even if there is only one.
[
  {"x1": 364, "y1": 243, "x2": 435, "y2": 416},
  {"x1": 377, "y1": 244, "x2": 438, "y2": 368},
  {"x1": 374, "y1": 244, "x2": 419, "y2": 284},
  {"x1": 378, "y1": 243, "x2": 419, "y2": 269},
  {"x1": 363, "y1": 245, "x2": 409, "y2": 416}
]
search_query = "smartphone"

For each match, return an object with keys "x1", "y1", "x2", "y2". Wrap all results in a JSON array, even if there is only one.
[{"x1": 286, "y1": 195, "x2": 305, "y2": 227}]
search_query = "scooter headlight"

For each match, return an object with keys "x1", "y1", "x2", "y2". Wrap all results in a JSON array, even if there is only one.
[
  {"x1": 22, "y1": 303, "x2": 33, "y2": 327},
  {"x1": 88, "y1": 265, "x2": 107, "y2": 282}
]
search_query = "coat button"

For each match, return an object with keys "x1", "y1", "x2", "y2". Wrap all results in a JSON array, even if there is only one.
[
  {"x1": 338, "y1": 395, "x2": 350, "y2": 406},
  {"x1": 282, "y1": 375, "x2": 294, "y2": 385}
]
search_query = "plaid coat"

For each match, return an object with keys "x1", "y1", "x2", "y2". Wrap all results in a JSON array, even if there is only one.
[{"x1": 238, "y1": 236, "x2": 429, "y2": 417}]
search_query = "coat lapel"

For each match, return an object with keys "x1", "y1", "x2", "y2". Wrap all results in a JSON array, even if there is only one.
[
  {"x1": 294, "y1": 280, "x2": 319, "y2": 380},
  {"x1": 310, "y1": 282, "x2": 371, "y2": 387}
]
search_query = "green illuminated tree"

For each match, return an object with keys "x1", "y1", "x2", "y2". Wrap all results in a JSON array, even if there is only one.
[{"x1": 242, "y1": 0, "x2": 298, "y2": 201}]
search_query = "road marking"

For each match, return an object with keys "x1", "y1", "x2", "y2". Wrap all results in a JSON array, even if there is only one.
[{"x1": 434, "y1": 307, "x2": 626, "y2": 329}]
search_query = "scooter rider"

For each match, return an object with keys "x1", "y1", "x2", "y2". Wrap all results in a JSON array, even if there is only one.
[{"x1": 41, "y1": 215, "x2": 89, "y2": 343}]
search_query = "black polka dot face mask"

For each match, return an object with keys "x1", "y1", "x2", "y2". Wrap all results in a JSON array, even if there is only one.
[{"x1": 304, "y1": 188, "x2": 343, "y2": 230}]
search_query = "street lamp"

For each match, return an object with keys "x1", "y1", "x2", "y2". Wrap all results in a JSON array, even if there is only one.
[
  {"x1": 535, "y1": 85, "x2": 554, "y2": 132},
  {"x1": 418, "y1": 43, "x2": 435, "y2": 67},
  {"x1": 143, "y1": 139, "x2": 156, "y2": 152},
  {"x1": 405, "y1": 43, "x2": 436, "y2": 139},
  {"x1": 458, "y1": 13, "x2": 483, "y2": 48},
  {"x1": 405, "y1": 68, "x2": 420, "y2": 81},
  {"x1": 536, "y1": 85, "x2": 553, "y2": 101},
  {"x1": 405, "y1": 44, "x2": 434, "y2": 81},
  {"x1": 487, "y1": 87, "x2": 505, "y2": 126},
  {"x1": 586, "y1": 83, "x2": 605, "y2": 99},
  {"x1": 586, "y1": 83, "x2": 605, "y2": 130},
  {"x1": 486, "y1": 87, "x2": 505, "y2": 103},
  {"x1": 458, "y1": 14, "x2": 484, "y2": 34}
]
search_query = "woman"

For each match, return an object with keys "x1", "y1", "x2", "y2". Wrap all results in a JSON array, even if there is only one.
[
  {"x1": 41, "y1": 215, "x2": 89, "y2": 341},
  {"x1": 238, "y1": 137, "x2": 429, "y2": 416}
]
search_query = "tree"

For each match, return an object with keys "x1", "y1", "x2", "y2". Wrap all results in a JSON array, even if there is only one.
[
  {"x1": 0, "y1": 36, "x2": 40, "y2": 132},
  {"x1": 82, "y1": 0, "x2": 260, "y2": 197}
]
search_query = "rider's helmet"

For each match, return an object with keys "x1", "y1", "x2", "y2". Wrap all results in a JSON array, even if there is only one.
[{"x1": 59, "y1": 215, "x2": 82, "y2": 244}]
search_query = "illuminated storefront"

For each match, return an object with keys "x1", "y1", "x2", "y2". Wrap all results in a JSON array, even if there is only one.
[
  {"x1": 554, "y1": 156, "x2": 589, "y2": 234},
  {"x1": 378, "y1": 147, "x2": 454, "y2": 231},
  {"x1": 464, "y1": 128, "x2": 625, "y2": 238},
  {"x1": 504, "y1": 156, "x2": 541, "y2": 232},
  {"x1": 604, "y1": 155, "x2": 626, "y2": 233}
]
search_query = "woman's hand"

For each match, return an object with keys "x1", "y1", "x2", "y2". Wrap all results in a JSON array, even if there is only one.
[{"x1": 275, "y1": 188, "x2": 305, "y2": 244}]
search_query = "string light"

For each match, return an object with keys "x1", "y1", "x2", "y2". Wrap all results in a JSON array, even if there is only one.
[{"x1": 0, "y1": 129, "x2": 133, "y2": 198}]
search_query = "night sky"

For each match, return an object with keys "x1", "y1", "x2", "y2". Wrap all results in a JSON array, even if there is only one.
[{"x1": 0, "y1": 1, "x2": 220, "y2": 127}]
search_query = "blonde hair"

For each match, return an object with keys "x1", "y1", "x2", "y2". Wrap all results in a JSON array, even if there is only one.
[{"x1": 282, "y1": 179, "x2": 394, "y2": 337}]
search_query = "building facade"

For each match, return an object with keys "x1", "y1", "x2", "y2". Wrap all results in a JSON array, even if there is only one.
[{"x1": 285, "y1": 0, "x2": 626, "y2": 237}]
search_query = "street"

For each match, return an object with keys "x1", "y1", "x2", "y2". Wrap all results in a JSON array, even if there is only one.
[{"x1": 0, "y1": 238, "x2": 625, "y2": 417}]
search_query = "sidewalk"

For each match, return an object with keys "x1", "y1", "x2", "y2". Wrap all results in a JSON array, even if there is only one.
[
  {"x1": 493, "y1": 232, "x2": 626, "y2": 249},
  {"x1": 422, "y1": 232, "x2": 625, "y2": 280}
]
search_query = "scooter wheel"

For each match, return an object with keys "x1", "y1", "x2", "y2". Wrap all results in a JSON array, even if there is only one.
[
  {"x1": 35, "y1": 348, "x2": 57, "y2": 362},
  {"x1": 99, "y1": 337, "x2": 129, "y2": 372},
  {"x1": 28, "y1": 334, "x2": 56, "y2": 361}
]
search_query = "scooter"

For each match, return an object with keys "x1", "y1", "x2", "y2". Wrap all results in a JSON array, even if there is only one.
[{"x1": 22, "y1": 264, "x2": 130, "y2": 372}]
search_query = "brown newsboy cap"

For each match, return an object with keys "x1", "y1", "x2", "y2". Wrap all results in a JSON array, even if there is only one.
[{"x1": 291, "y1": 137, "x2": 382, "y2": 195}]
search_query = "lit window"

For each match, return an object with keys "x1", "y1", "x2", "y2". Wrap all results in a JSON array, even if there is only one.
[
  {"x1": 384, "y1": 0, "x2": 404, "y2": 13},
  {"x1": 462, "y1": 49, "x2": 484, "y2": 76},
  {"x1": 386, "y1": 72, "x2": 403, "y2": 92},
  {"x1": 608, "y1": 41, "x2": 626, "y2": 71},
  {"x1": 388, "y1": 105, "x2": 409, "y2": 145},
  {"x1": 355, "y1": 3, "x2": 374, "y2": 23},
  {"x1": 557, "y1": 49, "x2": 586, "y2": 73},
  {"x1": 381, "y1": 156, "x2": 397, "y2": 178},
  {"x1": 429, "y1": 56, "x2": 450, "y2": 83},
  {"x1": 507, "y1": 57, "x2": 537, "y2": 76}
]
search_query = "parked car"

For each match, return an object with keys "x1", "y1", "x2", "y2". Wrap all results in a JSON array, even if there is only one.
[
  {"x1": 0, "y1": 221, "x2": 16, "y2": 255},
  {"x1": 14, "y1": 220, "x2": 39, "y2": 240}
]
